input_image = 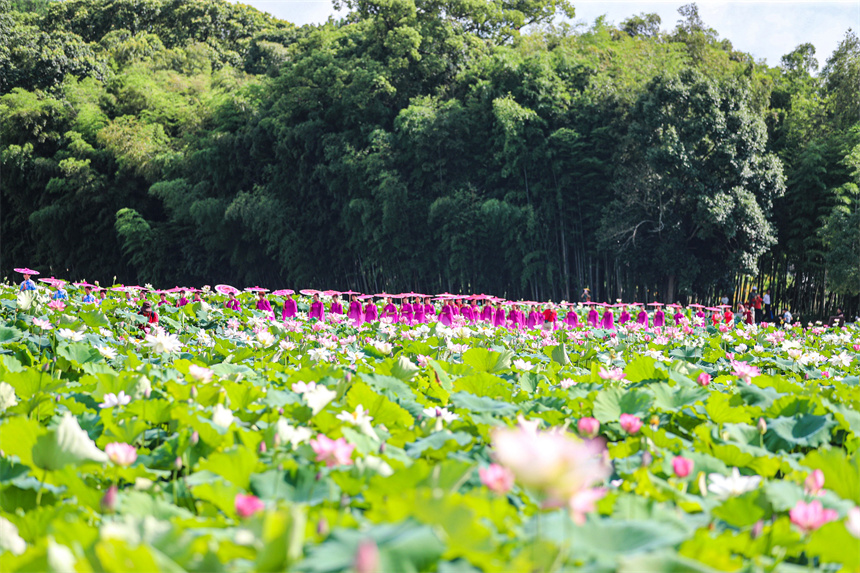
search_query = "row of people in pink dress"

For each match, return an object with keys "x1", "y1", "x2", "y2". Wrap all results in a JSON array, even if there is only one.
[{"x1": 229, "y1": 290, "x2": 690, "y2": 331}]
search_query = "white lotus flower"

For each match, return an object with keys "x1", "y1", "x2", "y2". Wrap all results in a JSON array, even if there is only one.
[
  {"x1": 48, "y1": 538, "x2": 76, "y2": 571},
  {"x1": 57, "y1": 328, "x2": 85, "y2": 342},
  {"x1": 707, "y1": 468, "x2": 761, "y2": 499},
  {"x1": 345, "y1": 350, "x2": 365, "y2": 363},
  {"x1": 97, "y1": 346, "x2": 117, "y2": 360},
  {"x1": 423, "y1": 406, "x2": 459, "y2": 423},
  {"x1": 211, "y1": 404, "x2": 234, "y2": 429},
  {"x1": 256, "y1": 330, "x2": 276, "y2": 347},
  {"x1": 279, "y1": 340, "x2": 296, "y2": 351},
  {"x1": 33, "y1": 317, "x2": 53, "y2": 330},
  {"x1": 187, "y1": 364, "x2": 213, "y2": 383},
  {"x1": 357, "y1": 455, "x2": 394, "y2": 477},
  {"x1": 336, "y1": 404, "x2": 374, "y2": 427},
  {"x1": 275, "y1": 419, "x2": 313, "y2": 448},
  {"x1": 847, "y1": 506, "x2": 860, "y2": 539},
  {"x1": 0, "y1": 516, "x2": 26, "y2": 555},
  {"x1": 370, "y1": 340, "x2": 393, "y2": 355},
  {"x1": 828, "y1": 352, "x2": 853, "y2": 368},
  {"x1": 292, "y1": 381, "x2": 316, "y2": 394},
  {"x1": 0, "y1": 382, "x2": 18, "y2": 412},
  {"x1": 99, "y1": 391, "x2": 131, "y2": 409},
  {"x1": 512, "y1": 359, "x2": 533, "y2": 371},
  {"x1": 304, "y1": 385, "x2": 336, "y2": 415},
  {"x1": 307, "y1": 347, "x2": 332, "y2": 362},
  {"x1": 145, "y1": 331, "x2": 183, "y2": 353}
]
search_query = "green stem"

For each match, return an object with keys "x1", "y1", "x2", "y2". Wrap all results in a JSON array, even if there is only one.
[{"x1": 36, "y1": 470, "x2": 48, "y2": 506}]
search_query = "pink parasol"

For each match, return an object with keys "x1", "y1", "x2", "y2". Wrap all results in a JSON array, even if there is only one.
[
  {"x1": 323, "y1": 290, "x2": 341, "y2": 296},
  {"x1": 340, "y1": 290, "x2": 361, "y2": 295},
  {"x1": 215, "y1": 284, "x2": 240, "y2": 295},
  {"x1": 39, "y1": 277, "x2": 65, "y2": 286},
  {"x1": 647, "y1": 302, "x2": 665, "y2": 306},
  {"x1": 245, "y1": 286, "x2": 270, "y2": 293},
  {"x1": 271, "y1": 289, "x2": 295, "y2": 296},
  {"x1": 14, "y1": 268, "x2": 39, "y2": 275},
  {"x1": 73, "y1": 282, "x2": 97, "y2": 288},
  {"x1": 300, "y1": 289, "x2": 321, "y2": 296}
]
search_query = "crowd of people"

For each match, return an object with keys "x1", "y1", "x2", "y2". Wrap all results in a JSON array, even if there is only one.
[{"x1": 13, "y1": 267, "x2": 852, "y2": 332}]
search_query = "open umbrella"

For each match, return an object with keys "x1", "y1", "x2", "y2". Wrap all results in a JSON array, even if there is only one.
[
  {"x1": 245, "y1": 286, "x2": 270, "y2": 293},
  {"x1": 271, "y1": 289, "x2": 295, "y2": 296},
  {"x1": 14, "y1": 267, "x2": 39, "y2": 275},
  {"x1": 300, "y1": 289, "x2": 321, "y2": 296},
  {"x1": 39, "y1": 277, "x2": 65, "y2": 287},
  {"x1": 73, "y1": 281, "x2": 97, "y2": 288},
  {"x1": 215, "y1": 284, "x2": 239, "y2": 295}
]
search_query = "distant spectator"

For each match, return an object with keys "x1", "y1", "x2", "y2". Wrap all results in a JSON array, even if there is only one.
[
  {"x1": 763, "y1": 289, "x2": 772, "y2": 321},
  {"x1": 828, "y1": 307, "x2": 845, "y2": 327}
]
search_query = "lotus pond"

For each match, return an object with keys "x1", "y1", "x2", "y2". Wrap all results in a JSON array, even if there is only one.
[{"x1": 0, "y1": 287, "x2": 858, "y2": 572}]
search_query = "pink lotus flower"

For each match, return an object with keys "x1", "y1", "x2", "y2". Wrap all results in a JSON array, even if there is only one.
[
  {"x1": 479, "y1": 463, "x2": 515, "y2": 495},
  {"x1": 598, "y1": 367, "x2": 626, "y2": 382},
  {"x1": 353, "y1": 539, "x2": 380, "y2": 573},
  {"x1": 789, "y1": 499, "x2": 838, "y2": 533},
  {"x1": 577, "y1": 417, "x2": 600, "y2": 438},
  {"x1": 730, "y1": 360, "x2": 760, "y2": 384},
  {"x1": 491, "y1": 426, "x2": 610, "y2": 503},
  {"x1": 235, "y1": 493, "x2": 265, "y2": 518},
  {"x1": 101, "y1": 485, "x2": 118, "y2": 513},
  {"x1": 672, "y1": 456, "x2": 694, "y2": 478},
  {"x1": 568, "y1": 487, "x2": 606, "y2": 525},
  {"x1": 105, "y1": 442, "x2": 137, "y2": 467},
  {"x1": 310, "y1": 434, "x2": 355, "y2": 467},
  {"x1": 696, "y1": 372, "x2": 711, "y2": 387},
  {"x1": 804, "y1": 469, "x2": 825, "y2": 496},
  {"x1": 619, "y1": 414, "x2": 642, "y2": 435},
  {"x1": 47, "y1": 300, "x2": 65, "y2": 311}
]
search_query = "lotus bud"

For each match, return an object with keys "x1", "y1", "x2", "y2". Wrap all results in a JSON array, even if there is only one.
[
  {"x1": 144, "y1": 387, "x2": 152, "y2": 399},
  {"x1": 101, "y1": 485, "x2": 118, "y2": 513},
  {"x1": 273, "y1": 433, "x2": 282, "y2": 447},
  {"x1": 344, "y1": 371, "x2": 352, "y2": 383},
  {"x1": 317, "y1": 517, "x2": 330, "y2": 537},
  {"x1": 259, "y1": 442, "x2": 267, "y2": 454},
  {"x1": 174, "y1": 457, "x2": 183, "y2": 471},
  {"x1": 378, "y1": 443, "x2": 385, "y2": 454},
  {"x1": 751, "y1": 520, "x2": 764, "y2": 540},
  {"x1": 278, "y1": 408, "x2": 284, "y2": 415},
  {"x1": 190, "y1": 386, "x2": 198, "y2": 399},
  {"x1": 315, "y1": 471, "x2": 322, "y2": 481},
  {"x1": 641, "y1": 451, "x2": 652, "y2": 467},
  {"x1": 757, "y1": 417, "x2": 767, "y2": 435},
  {"x1": 696, "y1": 372, "x2": 711, "y2": 387},
  {"x1": 353, "y1": 539, "x2": 379, "y2": 573},
  {"x1": 190, "y1": 431, "x2": 199, "y2": 446}
]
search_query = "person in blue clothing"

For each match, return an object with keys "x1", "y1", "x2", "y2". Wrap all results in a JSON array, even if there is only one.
[
  {"x1": 82, "y1": 286, "x2": 98, "y2": 304},
  {"x1": 19, "y1": 274, "x2": 36, "y2": 292},
  {"x1": 52, "y1": 284, "x2": 68, "y2": 300}
]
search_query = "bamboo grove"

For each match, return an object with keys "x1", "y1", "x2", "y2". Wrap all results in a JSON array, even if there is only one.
[{"x1": 1, "y1": 0, "x2": 858, "y2": 317}]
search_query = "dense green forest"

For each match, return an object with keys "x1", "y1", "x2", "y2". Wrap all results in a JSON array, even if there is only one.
[{"x1": 1, "y1": 0, "x2": 858, "y2": 317}]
